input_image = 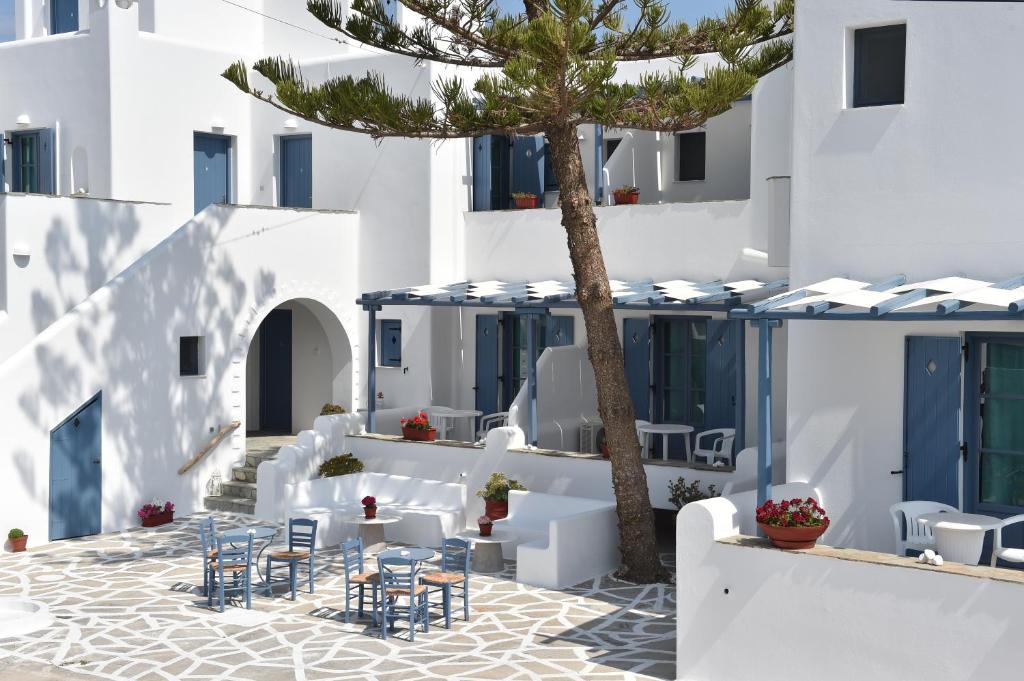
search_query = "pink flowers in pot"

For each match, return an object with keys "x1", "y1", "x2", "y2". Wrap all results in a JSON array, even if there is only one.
[
  {"x1": 362, "y1": 495, "x2": 378, "y2": 519},
  {"x1": 361, "y1": 496, "x2": 377, "y2": 509},
  {"x1": 755, "y1": 497, "x2": 829, "y2": 528},
  {"x1": 137, "y1": 501, "x2": 174, "y2": 520},
  {"x1": 477, "y1": 514, "x2": 494, "y2": 537}
]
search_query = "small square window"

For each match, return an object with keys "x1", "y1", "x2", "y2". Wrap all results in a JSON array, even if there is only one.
[
  {"x1": 677, "y1": 132, "x2": 706, "y2": 182},
  {"x1": 853, "y1": 24, "x2": 906, "y2": 108},
  {"x1": 180, "y1": 336, "x2": 204, "y2": 376},
  {"x1": 379, "y1": 320, "x2": 402, "y2": 368}
]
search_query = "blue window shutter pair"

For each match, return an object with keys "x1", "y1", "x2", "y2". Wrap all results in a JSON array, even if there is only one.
[
  {"x1": 11, "y1": 129, "x2": 56, "y2": 194},
  {"x1": 39, "y1": 128, "x2": 56, "y2": 194},
  {"x1": 472, "y1": 136, "x2": 492, "y2": 211},
  {"x1": 380, "y1": 320, "x2": 402, "y2": 367},
  {"x1": 512, "y1": 135, "x2": 545, "y2": 205}
]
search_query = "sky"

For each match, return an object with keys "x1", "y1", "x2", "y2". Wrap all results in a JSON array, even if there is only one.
[{"x1": 0, "y1": 0, "x2": 734, "y2": 43}]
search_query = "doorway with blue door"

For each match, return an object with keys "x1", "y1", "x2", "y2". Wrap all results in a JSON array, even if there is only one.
[
  {"x1": 51, "y1": 0, "x2": 78, "y2": 34},
  {"x1": 280, "y1": 135, "x2": 312, "y2": 208},
  {"x1": 50, "y1": 394, "x2": 102, "y2": 541},
  {"x1": 472, "y1": 134, "x2": 557, "y2": 210},
  {"x1": 193, "y1": 132, "x2": 231, "y2": 215}
]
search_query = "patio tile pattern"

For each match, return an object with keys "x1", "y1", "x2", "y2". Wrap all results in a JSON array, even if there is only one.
[{"x1": 0, "y1": 513, "x2": 676, "y2": 680}]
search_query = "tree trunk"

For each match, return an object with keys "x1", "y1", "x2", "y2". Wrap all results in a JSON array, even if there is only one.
[{"x1": 545, "y1": 124, "x2": 669, "y2": 584}]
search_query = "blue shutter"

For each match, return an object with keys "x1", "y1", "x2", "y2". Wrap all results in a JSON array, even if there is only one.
[
  {"x1": 545, "y1": 315, "x2": 574, "y2": 347},
  {"x1": 705, "y1": 320, "x2": 741, "y2": 431},
  {"x1": 51, "y1": 0, "x2": 79, "y2": 34},
  {"x1": 475, "y1": 315, "x2": 500, "y2": 415},
  {"x1": 511, "y1": 135, "x2": 544, "y2": 203},
  {"x1": 380, "y1": 320, "x2": 402, "y2": 368},
  {"x1": 39, "y1": 128, "x2": 56, "y2": 195},
  {"x1": 472, "y1": 136, "x2": 492, "y2": 211},
  {"x1": 280, "y1": 135, "x2": 312, "y2": 208},
  {"x1": 382, "y1": 0, "x2": 397, "y2": 20},
  {"x1": 623, "y1": 317, "x2": 651, "y2": 421},
  {"x1": 904, "y1": 336, "x2": 961, "y2": 507},
  {"x1": 50, "y1": 395, "x2": 102, "y2": 540},
  {"x1": 0, "y1": 133, "x2": 5, "y2": 192}
]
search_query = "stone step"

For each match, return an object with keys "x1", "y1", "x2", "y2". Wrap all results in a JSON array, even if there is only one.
[
  {"x1": 203, "y1": 495, "x2": 256, "y2": 514},
  {"x1": 232, "y1": 465, "x2": 259, "y2": 483},
  {"x1": 245, "y1": 451, "x2": 278, "y2": 468},
  {"x1": 220, "y1": 480, "x2": 258, "y2": 500}
]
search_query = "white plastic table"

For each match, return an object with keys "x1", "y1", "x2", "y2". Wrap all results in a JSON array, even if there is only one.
[
  {"x1": 456, "y1": 529, "x2": 516, "y2": 573},
  {"x1": 917, "y1": 512, "x2": 1003, "y2": 565},
  {"x1": 637, "y1": 423, "x2": 695, "y2": 461},
  {"x1": 347, "y1": 514, "x2": 402, "y2": 552},
  {"x1": 433, "y1": 409, "x2": 483, "y2": 441}
]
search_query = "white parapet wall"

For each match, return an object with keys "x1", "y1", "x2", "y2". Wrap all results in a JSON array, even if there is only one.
[{"x1": 675, "y1": 486, "x2": 1024, "y2": 681}]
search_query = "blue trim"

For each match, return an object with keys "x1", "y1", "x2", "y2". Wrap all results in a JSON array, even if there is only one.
[
  {"x1": 870, "y1": 288, "x2": 929, "y2": 316},
  {"x1": 526, "y1": 313, "x2": 538, "y2": 446},
  {"x1": 754, "y1": 319, "x2": 781, "y2": 511},
  {"x1": 594, "y1": 124, "x2": 604, "y2": 206},
  {"x1": 735, "y1": 320, "x2": 746, "y2": 455},
  {"x1": 366, "y1": 306, "x2": 378, "y2": 433}
]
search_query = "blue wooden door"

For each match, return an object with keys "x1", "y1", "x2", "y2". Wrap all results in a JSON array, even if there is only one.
[
  {"x1": 50, "y1": 395, "x2": 102, "y2": 540},
  {"x1": 705, "y1": 320, "x2": 741, "y2": 433},
  {"x1": 623, "y1": 317, "x2": 651, "y2": 421},
  {"x1": 512, "y1": 135, "x2": 544, "y2": 204},
  {"x1": 280, "y1": 135, "x2": 312, "y2": 208},
  {"x1": 259, "y1": 309, "x2": 293, "y2": 433},
  {"x1": 475, "y1": 315, "x2": 500, "y2": 415},
  {"x1": 51, "y1": 0, "x2": 79, "y2": 34},
  {"x1": 904, "y1": 336, "x2": 961, "y2": 506},
  {"x1": 472, "y1": 136, "x2": 492, "y2": 211},
  {"x1": 193, "y1": 133, "x2": 230, "y2": 214}
]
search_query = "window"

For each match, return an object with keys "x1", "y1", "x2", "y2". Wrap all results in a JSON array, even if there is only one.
[
  {"x1": 853, "y1": 24, "x2": 906, "y2": 108},
  {"x1": 501, "y1": 314, "x2": 574, "y2": 408},
  {"x1": 604, "y1": 138, "x2": 622, "y2": 161},
  {"x1": 655, "y1": 317, "x2": 707, "y2": 428},
  {"x1": 979, "y1": 342, "x2": 1024, "y2": 508},
  {"x1": 676, "y1": 132, "x2": 706, "y2": 182},
  {"x1": 11, "y1": 129, "x2": 55, "y2": 194},
  {"x1": 51, "y1": 0, "x2": 79, "y2": 34},
  {"x1": 179, "y1": 336, "x2": 204, "y2": 376},
  {"x1": 379, "y1": 320, "x2": 402, "y2": 368}
]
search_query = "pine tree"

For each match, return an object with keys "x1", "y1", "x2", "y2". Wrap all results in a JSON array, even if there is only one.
[{"x1": 224, "y1": 0, "x2": 793, "y2": 583}]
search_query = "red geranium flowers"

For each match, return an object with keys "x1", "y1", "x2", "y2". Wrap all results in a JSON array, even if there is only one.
[
  {"x1": 756, "y1": 497, "x2": 829, "y2": 528},
  {"x1": 400, "y1": 411, "x2": 431, "y2": 431},
  {"x1": 361, "y1": 496, "x2": 377, "y2": 508}
]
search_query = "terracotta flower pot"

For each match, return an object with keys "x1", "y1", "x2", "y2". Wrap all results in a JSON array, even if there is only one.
[
  {"x1": 402, "y1": 426, "x2": 437, "y2": 442},
  {"x1": 9, "y1": 536, "x2": 27, "y2": 552},
  {"x1": 513, "y1": 196, "x2": 539, "y2": 209},
  {"x1": 141, "y1": 511, "x2": 174, "y2": 528},
  {"x1": 364, "y1": 505, "x2": 378, "y2": 520},
  {"x1": 613, "y1": 191, "x2": 639, "y2": 205},
  {"x1": 758, "y1": 523, "x2": 827, "y2": 550},
  {"x1": 478, "y1": 522, "x2": 493, "y2": 537},
  {"x1": 484, "y1": 499, "x2": 508, "y2": 520}
]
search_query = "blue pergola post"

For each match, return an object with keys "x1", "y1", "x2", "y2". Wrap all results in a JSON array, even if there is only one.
[
  {"x1": 366, "y1": 305, "x2": 379, "y2": 433},
  {"x1": 525, "y1": 311, "x2": 539, "y2": 446},
  {"x1": 755, "y1": 318, "x2": 782, "y2": 509},
  {"x1": 594, "y1": 124, "x2": 604, "y2": 206}
]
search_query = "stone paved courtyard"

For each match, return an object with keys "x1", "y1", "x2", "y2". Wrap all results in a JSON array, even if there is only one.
[{"x1": 0, "y1": 513, "x2": 676, "y2": 680}]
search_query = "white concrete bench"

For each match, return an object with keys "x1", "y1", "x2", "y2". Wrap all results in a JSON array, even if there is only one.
[
  {"x1": 285, "y1": 472, "x2": 466, "y2": 548},
  {"x1": 493, "y1": 490, "x2": 619, "y2": 589}
]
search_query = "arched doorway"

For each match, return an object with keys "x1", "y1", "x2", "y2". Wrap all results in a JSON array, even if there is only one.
[{"x1": 244, "y1": 298, "x2": 352, "y2": 435}]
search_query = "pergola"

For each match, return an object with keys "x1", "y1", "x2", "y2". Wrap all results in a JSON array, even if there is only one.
[
  {"x1": 357, "y1": 277, "x2": 788, "y2": 445},
  {"x1": 729, "y1": 274, "x2": 1024, "y2": 507}
]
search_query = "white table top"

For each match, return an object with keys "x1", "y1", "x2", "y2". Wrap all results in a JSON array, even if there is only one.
[
  {"x1": 347, "y1": 514, "x2": 403, "y2": 526},
  {"x1": 917, "y1": 512, "x2": 1003, "y2": 531},
  {"x1": 637, "y1": 423, "x2": 695, "y2": 435},
  {"x1": 456, "y1": 528, "x2": 515, "y2": 544}
]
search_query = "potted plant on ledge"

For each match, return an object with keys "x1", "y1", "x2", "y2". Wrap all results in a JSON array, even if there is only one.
[
  {"x1": 511, "y1": 192, "x2": 539, "y2": 209},
  {"x1": 138, "y1": 500, "x2": 175, "y2": 528},
  {"x1": 7, "y1": 528, "x2": 27, "y2": 552},
  {"x1": 400, "y1": 412, "x2": 437, "y2": 441},
  {"x1": 362, "y1": 496, "x2": 378, "y2": 519},
  {"x1": 477, "y1": 515, "x2": 494, "y2": 537},
  {"x1": 476, "y1": 472, "x2": 527, "y2": 520},
  {"x1": 756, "y1": 497, "x2": 830, "y2": 550},
  {"x1": 612, "y1": 185, "x2": 639, "y2": 205}
]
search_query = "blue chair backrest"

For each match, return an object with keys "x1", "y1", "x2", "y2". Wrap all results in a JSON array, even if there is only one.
[
  {"x1": 341, "y1": 537, "x2": 364, "y2": 578},
  {"x1": 198, "y1": 516, "x2": 217, "y2": 554},
  {"x1": 441, "y1": 538, "x2": 470, "y2": 577},
  {"x1": 288, "y1": 518, "x2": 317, "y2": 554},
  {"x1": 216, "y1": 532, "x2": 253, "y2": 568},
  {"x1": 378, "y1": 556, "x2": 418, "y2": 593}
]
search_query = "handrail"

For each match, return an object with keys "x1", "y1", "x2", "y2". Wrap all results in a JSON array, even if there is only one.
[{"x1": 178, "y1": 421, "x2": 241, "y2": 475}]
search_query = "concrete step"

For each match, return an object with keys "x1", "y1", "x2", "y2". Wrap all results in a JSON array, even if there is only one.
[
  {"x1": 245, "y1": 451, "x2": 277, "y2": 468},
  {"x1": 232, "y1": 465, "x2": 258, "y2": 483},
  {"x1": 221, "y1": 480, "x2": 258, "y2": 500},
  {"x1": 204, "y1": 495, "x2": 256, "y2": 514}
]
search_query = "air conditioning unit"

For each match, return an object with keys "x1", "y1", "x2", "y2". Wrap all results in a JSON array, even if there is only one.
[{"x1": 579, "y1": 421, "x2": 605, "y2": 454}]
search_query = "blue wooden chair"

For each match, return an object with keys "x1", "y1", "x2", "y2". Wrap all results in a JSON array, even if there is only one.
[
  {"x1": 266, "y1": 518, "x2": 318, "y2": 600},
  {"x1": 341, "y1": 537, "x2": 380, "y2": 624},
  {"x1": 197, "y1": 516, "x2": 217, "y2": 597},
  {"x1": 377, "y1": 556, "x2": 429, "y2": 641},
  {"x1": 421, "y1": 538, "x2": 471, "y2": 628},
  {"x1": 208, "y1": 532, "x2": 253, "y2": 612}
]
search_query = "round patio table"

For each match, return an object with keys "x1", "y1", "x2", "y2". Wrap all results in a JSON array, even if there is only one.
[
  {"x1": 456, "y1": 529, "x2": 515, "y2": 573},
  {"x1": 225, "y1": 526, "x2": 278, "y2": 594},
  {"x1": 433, "y1": 409, "x2": 483, "y2": 441},
  {"x1": 347, "y1": 514, "x2": 402, "y2": 552},
  {"x1": 917, "y1": 512, "x2": 1002, "y2": 565},
  {"x1": 637, "y1": 423, "x2": 694, "y2": 461},
  {"x1": 378, "y1": 547, "x2": 435, "y2": 562}
]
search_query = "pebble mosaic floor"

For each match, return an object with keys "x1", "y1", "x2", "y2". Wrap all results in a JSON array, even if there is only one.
[{"x1": 0, "y1": 513, "x2": 676, "y2": 680}]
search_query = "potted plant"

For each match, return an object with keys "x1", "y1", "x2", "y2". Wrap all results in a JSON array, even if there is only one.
[
  {"x1": 400, "y1": 411, "x2": 437, "y2": 441},
  {"x1": 511, "y1": 192, "x2": 539, "y2": 209},
  {"x1": 8, "y1": 528, "x2": 27, "y2": 553},
  {"x1": 612, "y1": 185, "x2": 640, "y2": 205},
  {"x1": 362, "y1": 495, "x2": 378, "y2": 519},
  {"x1": 138, "y1": 500, "x2": 175, "y2": 528},
  {"x1": 318, "y1": 453, "x2": 365, "y2": 478},
  {"x1": 477, "y1": 515, "x2": 494, "y2": 537},
  {"x1": 756, "y1": 497, "x2": 830, "y2": 550},
  {"x1": 476, "y1": 472, "x2": 527, "y2": 520},
  {"x1": 668, "y1": 477, "x2": 719, "y2": 510},
  {"x1": 319, "y1": 403, "x2": 347, "y2": 416}
]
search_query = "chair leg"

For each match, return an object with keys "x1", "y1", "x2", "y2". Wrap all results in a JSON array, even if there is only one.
[
  {"x1": 443, "y1": 584, "x2": 452, "y2": 629},
  {"x1": 343, "y1": 583, "x2": 351, "y2": 624},
  {"x1": 289, "y1": 562, "x2": 297, "y2": 601},
  {"x1": 245, "y1": 569, "x2": 252, "y2": 610},
  {"x1": 356, "y1": 584, "x2": 364, "y2": 619},
  {"x1": 308, "y1": 557, "x2": 315, "y2": 594},
  {"x1": 266, "y1": 556, "x2": 272, "y2": 596},
  {"x1": 372, "y1": 583, "x2": 379, "y2": 627},
  {"x1": 218, "y1": 577, "x2": 226, "y2": 613},
  {"x1": 422, "y1": 592, "x2": 429, "y2": 633},
  {"x1": 408, "y1": 598, "x2": 416, "y2": 642},
  {"x1": 463, "y1": 582, "x2": 470, "y2": 622}
]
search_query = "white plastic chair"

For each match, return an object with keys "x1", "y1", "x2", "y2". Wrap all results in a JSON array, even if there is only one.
[
  {"x1": 889, "y1": 501, "x2": 958, "y2": 555},
  {"x1": 693, "y1": 428, "x2": 736, "y2": 466},
  {"x1": 424, "y1": 406, "x2": 454, "y2": 439},
  {"x1": 635, "y1": 419, "x2": 651, "y2": 458},
  {"x1": 476, "y1": 412, "x2": 509, "y2": 443},
  {"x1": 991, "y1": 514, "x2": 1024, "y2": 567}
]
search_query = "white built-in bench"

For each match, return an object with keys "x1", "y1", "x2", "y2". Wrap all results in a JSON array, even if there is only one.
[
  {"x1": 284, "y1": 472, "x2": 466, "y2": 549},
  {"x1": 493, "y1": 490, "x2": 619, "y2": 589}
]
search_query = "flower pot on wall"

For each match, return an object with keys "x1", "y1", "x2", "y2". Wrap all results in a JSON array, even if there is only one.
[
  {"x1": 9, "y1": 536, "x2": 28, "y2": 552},
  {"x1": 513, "y1": 195, "x2": 539, "y2": 209},
  {"x1": 364, "y1": 506, "x2": 378, "y2": 520},
  {"x1": 484, "y1": 500, "x2": 508, "y2": 520},
  {"x1": 613, "y1": 190, "x2": 639, "y2": 205},
  {"x1": 141, "y1": 511, "x2": 174, "y2": 528},
  {"x1": 758, "y1": 523, "x2": 827, "y2": 550},
  {"x1": 402, "y1": 427, "x2": 437, "y2": 442},
  {"x1": 478, "y1": 522, "x2": 493, "y2": 537}
]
